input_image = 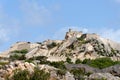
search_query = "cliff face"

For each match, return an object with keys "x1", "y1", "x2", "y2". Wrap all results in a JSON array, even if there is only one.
[{"x1": 1, "y1": 29, "x2": 120, "y2": 61}]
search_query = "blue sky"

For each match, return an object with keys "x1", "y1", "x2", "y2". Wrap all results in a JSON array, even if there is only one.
[{"x1": 0, "y1": 0, "x2": 120, "y2": 51}]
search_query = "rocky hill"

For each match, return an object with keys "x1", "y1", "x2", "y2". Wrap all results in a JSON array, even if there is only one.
[
  {"x1": 0, "y1": 29, "x2": 120, "y2": 80},
  {"x1": 1, "y1": 29, "x2": 120, "y2": 61}
]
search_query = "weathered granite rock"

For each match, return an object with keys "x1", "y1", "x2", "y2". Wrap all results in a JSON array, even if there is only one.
[
  {"x1": 66, "y1": 64, "x2": 101, "y2": 73},
  {"x1": 0, "y1": 61, "x2": 35, "y2": 79},
  {"x1": 1, "y1": 29, "x2": 120, "y2": 80},
  {"x1": 65, "y1": 72, "x2": 75, "y2": 80},
  {"x1": 89, "y1": 73, "x2": 120, "y2": 80},
  {"x1": 102, "y1": 64, "x2": 120, "y2": 77},
  {"x1": 1, "y1": 29, "x2": 120, "y2": 61}
]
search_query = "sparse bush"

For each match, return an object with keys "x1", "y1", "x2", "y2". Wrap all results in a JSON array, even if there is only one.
[
  {"x1": 28, "y1": 57, "x2": 66, "y2": 70},
  {"x1": 10, "y1": 69, "x2": 29, "y2": 80},
  {"x1": 11, "y1": 49, "x2": 28, "y2": 54},
  {"x1": 56, "y1": 69, "x2": 66, "y2": 79},
  {"x1": 30, "y1": 67, "x2": 50, "y2": 80},
  {"x1": 26, "y1": 56, "x2": 49, "y2": 64},
  {"x1": 25, "y1": 59, "x2": 33, "y2": 63},
  {"x1": 35, "y1": 56, "x2": 47, "y2": 61},
  {"x1": 36, "y1": 42, "x2": 42, "y2": 44},
  {"x1": 10, "y1": 49, "x2": 28, "y2": 61},
  {"x1": 67, "y1": 44, "x2": 75, "y2": 50},
  {"x1": 66, "y1": 57, "x2": 72, "y2": 64},
  {"x1": 70, "y1": 68, "x2": 85, "y2": 80},
  {"x1": 10, "y1": 54, "x2": 26, "y2": 61},
  {"x1": 49, "y1": 61, "x2": 66, "y2": 70},
  {"x1": 92, "y1": 78, "x2": 107, "y2": 80},
  {"x1": 85, "y1": 72, "x2": 92, "y2": 76},
  {"x1": 10, "y1": 54, "x2": 20, "y2": 60},
  {"x1": 0, "y1": 62, "x2": 9, "y2": 66},
  {"x1": 47, "y1": 42, "x2": 57, "y2": 49},
  {"x1": 75, "y1": 59, "x2": 82, "y2": 64},
  {"x1": 82, "y1": 57, "x2": 120, "y2": 69},
  {"x1": 20, "y1": 49, "x2": 28, "y2": 54},
  {"x1": 8, "y1": 68, "x2": 50, "y2": 80},
  {"x1": 82, "y1": 59, "x2": 90, "y2": 64},
  {"x1": 77, "y1": 34, "x2": 86, "y2": 41}
]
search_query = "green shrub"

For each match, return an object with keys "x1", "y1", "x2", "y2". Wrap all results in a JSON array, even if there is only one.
[
  {"x1": 66, "y1": 57, "x2": 72, "y2": 64},
  {"x1": 20, "y1": 49, "x2": 28, "y2": 54},
  {"x1": 49, "y1": 61, "x2": 66, "y2": 70},
  {"x1": 36, "y1": 42, "x2": 42, "y2": 44},
  {"x1": 75, "y1": 59, "x2": 82, "y2": 64},
  {"x1": 82, "y1": 57, "x2": 120, "y2": 69},
  {"x1": 70, "y1": 68, "x2": 85, "y2": 80},
  {"x1": 10, "y1": 49, "x2": 28, "y2": 61},
  {"x1": 92, "y1": 78, "x2": 107, "y2": 80},
  {"x1": 25, "y1": 59, "x2": 33, "y2": 63},
  {"x1": 9, "y1": 68, "x2": 50, "y2": 80},
  {"x1": 85, "y1": 72, "x2": 92, "y2": 76},
  {"x1": 82, "y1": 59, "x2": 90, "y2": 64},
  {"x1": 10, "y1": 54, "x2": 26, "y2": 60},
  {"x1": 57, "y1": 69, "x2": 66, "y2": 76},
  {"x1": 56, "y1": 69, "x2": 66, "y2": 79},
  {"x1": 11, "y1": 49, "x2": 28, "y2": 54},
  {"x1": 40, "y1": 60, "x2": 51, "y2": 64},
  {"x1": 0, "y1": 62, "x2": 9, "y2": 66},
  {"x1": 35, "y1": 56, "x2": 47, "y2": 61},
  {"x1": 11, "y1": 69, "x2": 29, "y2": 80},
  {"x1": 47, "y1": 42, "x2": 57, "y2": 49},
  {"x1": 30, "y1": 68, "x2": 50, "y2": 80},
  {"x1": 26, "y1": 56, "x2": 49, "y2": 64},
  {"x1": 67, "y1": 44, "x2": 75, "y2": 50}
]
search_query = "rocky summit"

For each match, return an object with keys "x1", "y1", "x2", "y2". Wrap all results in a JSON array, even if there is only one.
[{"x1": 0, "y1": 29, "x2": 120, "y2": 80}]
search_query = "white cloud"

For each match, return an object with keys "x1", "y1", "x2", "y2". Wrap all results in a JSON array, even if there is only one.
[{"x1": 20, "y1": 0, "x2": 52, "y2": 26}]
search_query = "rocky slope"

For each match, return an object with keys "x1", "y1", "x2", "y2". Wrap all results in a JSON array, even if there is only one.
[
  {"x1": 0, "y1": 29, "x2": 120, "y2": 80},
  {"x1": 1, "y1": 29, "x2": 120, "y2": 61}
]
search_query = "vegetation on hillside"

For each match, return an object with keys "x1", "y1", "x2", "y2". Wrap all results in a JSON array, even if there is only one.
[
  {"x1": 10, "y1": 54, "x2": 26, "y2": 61},
  {"x1": 82, "y1": 57, "x2": 120, "y2": 69},
  {"x1": 47, "y1": 42, "x2": 57, "y2": 49},
  {"x1": 11, "y1": 49, "x2": 28, "y2": 54},
  {"x1": 7, "y1": 68, "x2": 50, "y2": 80},
  {"x1": 10, "y1": 49, "x2": 28, "y2": 61},
  {"x1": 70, "y1": 68, "x2": 85, "y2": 80}
]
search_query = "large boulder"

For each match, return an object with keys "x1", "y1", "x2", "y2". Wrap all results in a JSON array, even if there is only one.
[
  {"x1": 102, "y1": 64, "x2": 120, "y2": 77},
  {"x1": 66, "y1": 64, "x2": 100, "y2": 73},
  {"x1": 89, "y1": 73, "x2": 120, "y2": 80}
]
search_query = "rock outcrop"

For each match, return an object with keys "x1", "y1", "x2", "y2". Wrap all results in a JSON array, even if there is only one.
[
  {"x1": 89, "y1": 73, "x2": 120, "y2": 80},
  {"x1": 0, "y1": 29, "x2": 120, "y2": 80},
  {"x1": 0, "y1": 61, "x2": 35, "y2": 79},
  {"x1": 1, "y1": 29, "x2": 120, "y2": 61}
]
